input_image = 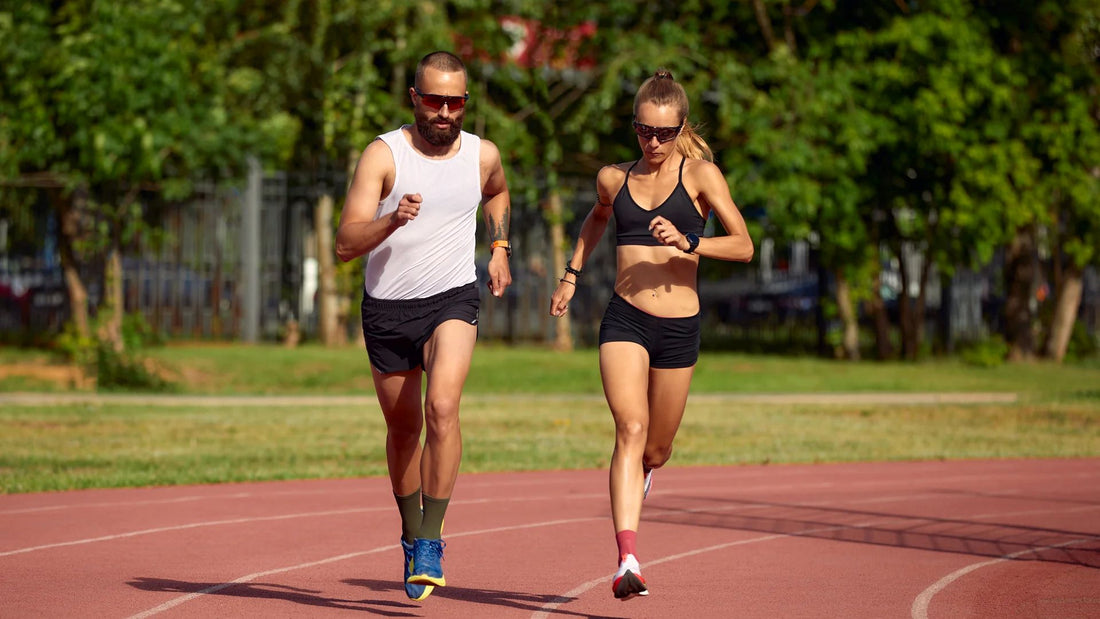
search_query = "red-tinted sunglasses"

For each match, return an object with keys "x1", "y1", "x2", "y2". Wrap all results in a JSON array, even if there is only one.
[
  {"x1": 632, "y1": 119, "x2": 682, "y2": 143},
  {"x1": 415, "y1": 88, "x2": 469, "y2": 110}
]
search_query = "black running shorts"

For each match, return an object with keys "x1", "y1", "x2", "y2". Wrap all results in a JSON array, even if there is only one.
[
  {"x1": 598, "y1": 293, "x2": 701, "y2": 369},
  {"x1": 361, "y1": 283, "x2": 480, "y2": 374}
]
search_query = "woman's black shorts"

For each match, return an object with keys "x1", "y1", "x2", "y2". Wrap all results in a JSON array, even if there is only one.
[
  {"x1": 598, "y1": 293, "x2": 700, "y2": 369},
  {"x1": 360, "y1": 283, "x2": 480, "y2": 374}
]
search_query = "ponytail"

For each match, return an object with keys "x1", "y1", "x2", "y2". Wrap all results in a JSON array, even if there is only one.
[{"x1": 676, "y1": 123, "x2": 713, "y2": 162}]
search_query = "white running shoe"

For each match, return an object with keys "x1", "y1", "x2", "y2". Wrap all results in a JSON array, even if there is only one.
[
  {"x1": 643, "y1": 468, "x2": 653, "y2": 500},
  {"x1": 612, "y1": 553, "x2": 649, "y2": 600}
]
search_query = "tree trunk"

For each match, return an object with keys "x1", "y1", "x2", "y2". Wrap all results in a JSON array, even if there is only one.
[
  {"x1": 834, "y1": 271, "x2": 860, "y2": 360},
  {"x1": 98, "y1": 245, "x2": 125, "y2": 353},
  {"x1": 315, "y1": 192, "x2": 342, "y2": 346},
  {"x1": 55, "y1": 191, "x2": 89, "y2": 339},
  {"x1": 867, "y1": 267, "x2": 893, "y2": 360},
  {"x1": 547, "y1": 190, "x2": 573, "y2": 351},
  {"x1": 896, "y1": 246, "x2": 919, "y2": 360},
  {"x1": 751, "y1": 0, "x2": 777, "y2": 52},
  {"x1": 1004, "y1": 226, "x2": 1037, "y2": 361},
  {"x1": 1044, "y1": 263, "x2": 1082, "y2": 363}
]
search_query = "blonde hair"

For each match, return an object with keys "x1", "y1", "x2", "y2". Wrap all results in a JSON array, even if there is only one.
[{"x1": 633, "y1": 69, "x2": 713, "y2": 162}]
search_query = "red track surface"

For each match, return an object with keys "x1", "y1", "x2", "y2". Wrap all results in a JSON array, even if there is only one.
[{"x1": 2, "y1": 459, "x2": 1098, "y2": 618}]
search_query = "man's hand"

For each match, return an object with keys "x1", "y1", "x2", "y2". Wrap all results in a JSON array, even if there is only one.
[
  {"x1": 487, "y1": 250, "x2": 512, "y2": 298},
  {"x1": 391, "y1": 193, "x2": 422, "y2": 227}
]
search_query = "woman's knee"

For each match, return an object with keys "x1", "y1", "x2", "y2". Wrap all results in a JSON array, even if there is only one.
[
  {"x1": 615, "y1": 418, "x2": 648, "y2": 444},
  {"x1": 644, "y1": 444, "x2": 673, "y2": 469}
]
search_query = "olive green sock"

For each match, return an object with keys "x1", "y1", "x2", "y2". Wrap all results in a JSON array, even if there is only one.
[
  {"x1": 418, "y1": 494, "x2": 449, "y2": 540},
  {"x1": 394, "y1": 489, "x2": 422, "y2": 544}
]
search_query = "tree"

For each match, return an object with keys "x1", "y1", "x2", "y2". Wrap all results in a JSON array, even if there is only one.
[
  {"x1": 1, "y1": 1, "x2": 270, "y2": 352},
  {"x1": 975, "y1": 0, "x2": 1100, "y2": 362}
]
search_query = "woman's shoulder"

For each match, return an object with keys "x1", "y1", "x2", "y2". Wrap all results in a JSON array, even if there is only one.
[
  {"x1": 596, "y1": 161, "x2": 633, "y2": 188},
  {"x1": 683, "y1": 156, "x2": 721, "y2": 176}
]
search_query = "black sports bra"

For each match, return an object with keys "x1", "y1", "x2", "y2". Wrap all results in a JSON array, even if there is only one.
[{"x1": 613, "y1": 158, "x2": 706, "y2": 247}]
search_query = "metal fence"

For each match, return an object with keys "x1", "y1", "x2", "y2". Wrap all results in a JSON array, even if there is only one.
[{"x1": 3, "y1": 171, "x2": 1098, "y2": 352}]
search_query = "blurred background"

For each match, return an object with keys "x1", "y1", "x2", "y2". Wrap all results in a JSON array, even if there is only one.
[{"x1": 2, "y1": 0, "x2": 1098, "y2": 380}]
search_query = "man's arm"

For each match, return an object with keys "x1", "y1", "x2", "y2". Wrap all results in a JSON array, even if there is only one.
[
  {"x1": 335, "y1": 140, "x2": 409, "y2": 263},
  {"x1": 480, "y1": 139, "x2": 512, "y2": 296}
]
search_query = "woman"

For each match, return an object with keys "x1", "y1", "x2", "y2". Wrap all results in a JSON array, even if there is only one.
[{"x1": 549, "y1": 69, "x2": 753, "y2": 600}]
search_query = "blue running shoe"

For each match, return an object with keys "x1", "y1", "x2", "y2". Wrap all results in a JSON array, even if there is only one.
[
  {"x1": 407, "y1": 538, "x2": 447, "y2": 587},
  {"x1": 401, "y1": 538, "x2": 434, "y2": 600}
]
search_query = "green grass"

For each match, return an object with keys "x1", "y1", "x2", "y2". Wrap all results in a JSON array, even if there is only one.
[
  {"x1": 1, "y1": 344, "x2": 1097, "y2": 493},
  {"x1": 2, "y1": 397, "x2": 1096, "y2": 494},
  {"x1": 4, "y1": 342, "x2": 1098, "y2": 397}
]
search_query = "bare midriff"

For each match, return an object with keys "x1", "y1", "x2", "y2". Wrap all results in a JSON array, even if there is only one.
[{"x1": 613, "y1": 245, "x2": 700, "y2": 318}]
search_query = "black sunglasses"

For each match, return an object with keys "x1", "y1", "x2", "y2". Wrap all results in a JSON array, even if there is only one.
[
  {"x1": 414, "y1": 88, "x2": 469, "y2": 110},
  {"x1": 632, "y1": 119, "x2": 683, "y2": 143}
]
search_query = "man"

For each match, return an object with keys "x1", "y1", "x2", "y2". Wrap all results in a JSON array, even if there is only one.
[{"x1": 336, "y1": 50, "x2": 512, "y2": 601}]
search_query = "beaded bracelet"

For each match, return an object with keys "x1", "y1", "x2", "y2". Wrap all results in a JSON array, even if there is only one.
[{"x1": 564, "y1": 266, "x2": 583, "y2": 277}]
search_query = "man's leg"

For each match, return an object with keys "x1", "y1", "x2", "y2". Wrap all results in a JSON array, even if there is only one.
[
  {"x1": 371, "y1": 366, "x2": 433, "y2": 599},
  {"x1": 372, "y1": 366, "x2": 425, "y2": 501},
  {"x1": 406, "y1": 319, "x2": 476, "y2": 586}
]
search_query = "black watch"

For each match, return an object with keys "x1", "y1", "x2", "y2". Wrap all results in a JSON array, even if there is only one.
[{"x1": 684, "y1": 232, "x2": 700, "y2": 254}]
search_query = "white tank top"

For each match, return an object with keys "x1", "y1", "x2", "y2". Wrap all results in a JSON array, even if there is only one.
[{"x1": 363, "y1": 126, "x2": 482, "y2": 299}]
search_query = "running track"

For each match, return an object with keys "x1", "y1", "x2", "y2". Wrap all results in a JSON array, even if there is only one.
[{"x1": 2, "y1": 459, "x2": 1098, "y2": 618}]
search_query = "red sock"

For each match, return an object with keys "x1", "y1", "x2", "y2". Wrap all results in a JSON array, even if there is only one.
[{"x1": 615, "y1": 530, "x2": 637, "y2": 560}]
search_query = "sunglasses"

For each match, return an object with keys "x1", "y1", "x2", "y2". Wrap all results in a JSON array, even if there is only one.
[
  {"x1": 414, "y1": 88, "x2": 469, "y2": 111},
  {"x1": 632, "y1": 119, "x2": 683, "y2": 143}
]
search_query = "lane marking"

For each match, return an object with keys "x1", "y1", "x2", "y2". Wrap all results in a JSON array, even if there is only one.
[
  {"x1": 126, "y1": 516, "x2": 603, "y2": 618},
  {"x1": 6, "y1": 467, "x2": 1094, "y2": 516},
  {"x1": 910, "y1": 537, "x2": 1096, "y2": 619},
  {"x1": 0, "y1": 494, "x2": 607, "y2": 558},
  {"x1": 0, "y1": 508, "x2": 372, "y2": 558}
]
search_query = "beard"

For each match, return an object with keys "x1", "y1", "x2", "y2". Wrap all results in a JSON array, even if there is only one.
[{"x1": 414, "y1": 109, "x2": 464, "y2": 147}]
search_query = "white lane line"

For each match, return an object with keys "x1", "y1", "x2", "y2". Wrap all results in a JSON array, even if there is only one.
[
  {"x1": 0, "y1": 508, "x2": 372, "y2": 558},
  {"x1": 910, "y1": 537, "x2": 1096, "y2": 619},
  {"x1": 0, "y1": 494, "x2": 607, "y2": 558},
  {"x1": 4, "y1": 467, "x2": 1095, "y2": 517},
  {"x1": 530, "y1": 517, "x2": 866, "y2": 619},
  {"x1": 126, "y1": 516, "x2": 603, "y2": 619}
]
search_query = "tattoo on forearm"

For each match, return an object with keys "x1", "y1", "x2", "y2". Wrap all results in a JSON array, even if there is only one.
[{"x1": 488, "y1": 207, "x2": 510, "y2": 241}]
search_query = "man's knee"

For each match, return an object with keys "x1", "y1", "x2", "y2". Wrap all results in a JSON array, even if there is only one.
[{"x1": 424, "y1": 395, "x2": 461, "y2": 436}]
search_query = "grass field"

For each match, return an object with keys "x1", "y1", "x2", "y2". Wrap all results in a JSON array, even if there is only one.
[{"x1": 1, "y1": 344, "x2": 1097, "y2": 493}]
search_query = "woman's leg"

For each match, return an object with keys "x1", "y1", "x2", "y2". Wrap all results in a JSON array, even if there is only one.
[
  {"x1": 644, "y1": 365, "x2": 695, "y2": 472},
  {"x1": 600, "y1": 341, "x2": 651, "y2": 534}
]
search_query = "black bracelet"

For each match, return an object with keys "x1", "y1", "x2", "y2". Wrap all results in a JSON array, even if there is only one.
[
  {"x1": 558, "y1": 278, "x2": 576, "y2": 286},
  {"x1": 564, "y1": 266, "x2": 583, "y2": 277}
]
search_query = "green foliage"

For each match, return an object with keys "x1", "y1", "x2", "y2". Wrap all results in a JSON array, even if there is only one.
[
  {"x1": 92, "y1": 345, "x2": 171, "y2": 393},
  {"x1": 54, "y1": 313, "x2": 170, "y2": 392},
  {"x1": 3, "y1": 0, "x2": 1098, "y2": 361},
  {"x1": 959, "y1": 335, "x2": 1009, "y2": 368},
  {"x1": 1065, "y1": 321, "x2": 1100, "y2": 362}
]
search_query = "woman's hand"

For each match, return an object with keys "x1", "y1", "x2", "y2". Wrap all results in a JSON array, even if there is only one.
[
  {"x1": 649, "y1": 216, "x2": 689, "y2": 251},
  {"x1": 549, "y1": 278, "x2": 577, "y2": 316}
]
